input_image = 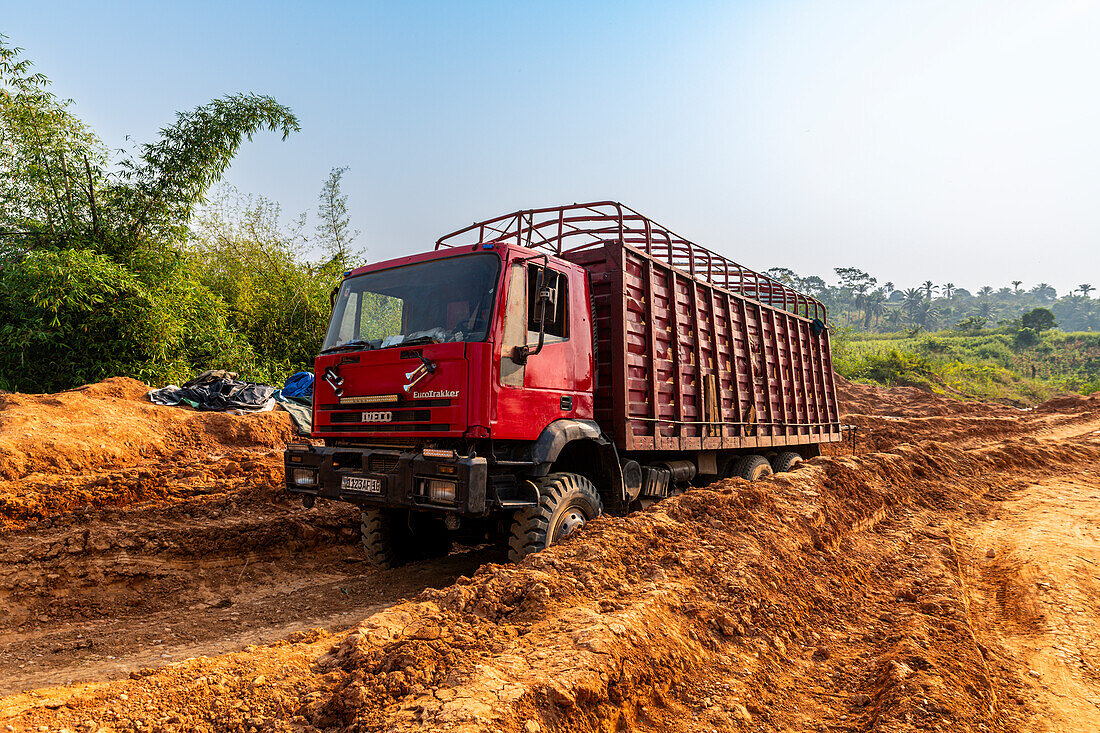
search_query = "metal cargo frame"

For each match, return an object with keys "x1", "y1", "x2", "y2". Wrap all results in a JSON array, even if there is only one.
[{"x1": 437, "y1": 201, "x2": 843, "y2": 452}]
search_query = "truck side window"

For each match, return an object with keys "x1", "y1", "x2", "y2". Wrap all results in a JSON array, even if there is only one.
[{"x1": 527, "y1": 265, "x2": 568, "y2": 339}]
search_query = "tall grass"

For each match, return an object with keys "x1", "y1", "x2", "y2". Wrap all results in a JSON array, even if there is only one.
[{"x1": 827, "y1": 327, "x2": 1094, "y2": 404}]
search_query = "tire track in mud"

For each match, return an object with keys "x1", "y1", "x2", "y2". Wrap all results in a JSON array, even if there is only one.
[{"x1": 0, "y1": 455, "x2": 503, "y2": 695}]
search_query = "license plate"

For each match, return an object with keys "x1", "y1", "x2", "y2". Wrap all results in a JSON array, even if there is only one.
[{"x1": 341, "y1": 475, "x2": 382, "y2": 494}]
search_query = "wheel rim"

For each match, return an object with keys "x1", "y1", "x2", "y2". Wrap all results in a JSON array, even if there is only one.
[{"x1": 552, "y1": 506, "x2": 589, "y2": 542}]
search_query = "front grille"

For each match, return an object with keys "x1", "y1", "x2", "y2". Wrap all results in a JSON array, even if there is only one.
[
  {"x1": 329, "y1": 409, "x2": 431, "y2": 423},
  {"x1": 368, "y1": 454, "x2": 400, "y2": 473},
  {"x1": 316, "y1": 424, "x2": 451, "y2": 433}
]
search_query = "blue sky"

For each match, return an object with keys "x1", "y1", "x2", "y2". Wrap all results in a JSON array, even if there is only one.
[{"x1": 6, "y1": 0, "x2": 1099, "y2": 294}]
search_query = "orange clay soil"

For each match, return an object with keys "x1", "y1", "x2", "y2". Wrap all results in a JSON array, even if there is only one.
[{"x1": 1, "y1": 377, "x2": 1099, "y2": 732}]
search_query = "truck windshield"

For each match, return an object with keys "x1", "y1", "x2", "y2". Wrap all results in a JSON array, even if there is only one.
[{"x1": 323, "y1": 254, "x2": 500, "y2": 352}]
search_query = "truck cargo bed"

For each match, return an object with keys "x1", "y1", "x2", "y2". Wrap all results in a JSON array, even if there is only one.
[{"x1": 564, "y1": 241, "x2": 842, "y2": 451}]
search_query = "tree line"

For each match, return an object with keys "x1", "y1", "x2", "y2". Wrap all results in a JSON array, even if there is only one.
[{"x1": 765, "y1": 266, "x2": 1098, "y2": 334}]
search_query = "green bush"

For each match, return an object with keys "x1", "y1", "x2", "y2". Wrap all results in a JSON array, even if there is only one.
[
  {"x1": 188, "y1": 188, "x2": 342, "y2": 384},
  {"x1": 1014, "y1": 327, "x2": 1040, "y2": 348},
  {"x1": 973, "y1": 340, "x2": 1013, "y2": 365},
  {"x1": 0, "y1": 248, "x2": 256, "y2": 392},
  {"x1": 0, "y1": 249, "x2": 149, "y2": 391},
  {"x1": 838, "y1": 346, "x2": 936, "y2": 389}
]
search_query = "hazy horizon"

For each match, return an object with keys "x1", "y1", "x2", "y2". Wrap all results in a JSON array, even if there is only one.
[{"x1": 5, "y1": 0, "x2": 1098, "y2": 296}]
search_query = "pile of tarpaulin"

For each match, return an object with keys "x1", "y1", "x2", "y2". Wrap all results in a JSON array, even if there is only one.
[{"x1": 147, "y1": 370, "x2": 313, "y2": 435}]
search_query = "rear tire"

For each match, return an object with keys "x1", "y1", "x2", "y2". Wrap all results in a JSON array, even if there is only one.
[
  {"x1": 771, "y1": 451, "x2": 803, "y2": 473},
  {"x1": 729, "y1": 454, "x2": 773, "y2": 481},
  {"x1": 508, "y1": 473, "x2": 603, "y2": 563}
]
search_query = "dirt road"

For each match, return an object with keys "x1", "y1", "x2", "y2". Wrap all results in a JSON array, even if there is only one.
[{"x1": 2, "y1": 377, "x2": 1099, "y2": 731}]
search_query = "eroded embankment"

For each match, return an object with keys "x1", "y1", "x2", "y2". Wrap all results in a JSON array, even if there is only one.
[
  {"x1": 0, "y1": 378, "x2": 299, "y2": 531},
  {"x1": 10, "y1": 431, "x2": 1098, "y2": 732}
]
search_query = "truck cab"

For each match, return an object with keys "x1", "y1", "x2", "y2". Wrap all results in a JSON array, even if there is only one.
[{"x1": 286, "y1": 241, "x2": 613, "y2": 565}]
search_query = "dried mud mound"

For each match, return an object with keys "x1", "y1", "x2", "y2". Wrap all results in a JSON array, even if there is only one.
[
  {"x1": 13, "y1": 431, "x2": 1100, "y2": 732},
  {"x1": 834, "y1": 375, "x2": 1100, "y2": 452},
  {"x1": 834, "y1": 374, "x2": 1016, "y2": 420},
  {"x1": 0, "y1": 377, "x2": 297, "y2": 528}
]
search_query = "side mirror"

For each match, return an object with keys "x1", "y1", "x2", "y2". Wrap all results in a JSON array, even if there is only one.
[{"x1": 534, "y1": 283, "x2": 556, "y2": 324}]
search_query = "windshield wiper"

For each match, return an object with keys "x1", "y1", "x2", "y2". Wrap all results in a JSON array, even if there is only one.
[
  {"x1": 320, "y1": 339, "x2": 376, "y2": 355},
  {"x1": 394, "y1": 335, "x2": 440, "y2": 348}
]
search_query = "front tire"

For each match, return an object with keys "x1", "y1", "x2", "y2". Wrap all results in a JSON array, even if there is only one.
[
  {"x1": 360, "y1": 509, "x2": 451, "y2": 569},
  {"x1": 508, "y1": 473, "x2": 603, "y2": 563},
  {"x1": 360, "y1": 508, "x2": 400, "y2": 569}
]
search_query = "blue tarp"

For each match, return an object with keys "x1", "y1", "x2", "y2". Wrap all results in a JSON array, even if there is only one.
[
  {"x1": 274, "y1": 371, "x2": 314, "y2": 435},
  {"x1": 279, "y1": 371, "x2": 314, "y2": 400}
]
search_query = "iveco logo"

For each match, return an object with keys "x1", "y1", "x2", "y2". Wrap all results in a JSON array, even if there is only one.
[{"x1": 362, "y1": 411, "x2": 393, "y2": 423}]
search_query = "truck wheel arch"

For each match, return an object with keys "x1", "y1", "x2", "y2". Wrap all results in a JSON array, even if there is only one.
[{"x1": 530, "y1": 419, "x2": 627, "y2": 510}]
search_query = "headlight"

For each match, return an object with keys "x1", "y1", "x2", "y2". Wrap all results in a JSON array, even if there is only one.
[
  {"x1": 426, "y1": 478, "x2": 457, "y2": 503},
  {"x1": 290, "y1": 468, "x2": 317, "y2": 486}
]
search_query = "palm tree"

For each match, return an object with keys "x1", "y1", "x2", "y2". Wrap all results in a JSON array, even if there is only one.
[
  {"x1": 943, "y1": 282, "x2": 956, "y2": 299},
  {"x1": 915, "y1": 300, "x2": 940, "y2": 329},
  {"x1": 902, "y1": 288, "x2": 925, "y2": 324},
  {"x1": 863, "y1": 291, "x2": 887, "y2": 328},
  {"x1": 978, "y1": 285, "x2": 994, "y2": 298},
  {"x1": 921, "y1": 280, "x2": 938, "y2": 299},
  {"x1": 1012, "y1": 280, "x2": 1022, "y2": 293},
  {"x1": 1031, "y1": 283, "x2": 1057, "y2": 302},
  {"x1": 1080, "y1": 283, "x2": 1094, "y2": 299}
]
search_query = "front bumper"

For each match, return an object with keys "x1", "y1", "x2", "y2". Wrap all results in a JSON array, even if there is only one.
[{"x1": 284, "y1": 444, "x2": 488, "y2": 516}]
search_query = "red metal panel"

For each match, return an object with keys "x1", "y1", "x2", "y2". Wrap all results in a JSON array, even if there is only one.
[
  {"x1": 667, "y1": 268, "x2": 685, "y2": 451},
  {"x1": 611, "y1": 246, "x2": 630, "y2": 449},
  {"x1": 766, "y1": 308, "x2": 789, "y2": 433},
  {"x1": 704, "y1": 285, "x2": 723, "y2": 440}
]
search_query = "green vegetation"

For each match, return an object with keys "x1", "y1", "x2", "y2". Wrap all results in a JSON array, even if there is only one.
[
  {"x1": 1, "y1": 36, "x2": 350, "y2": 392},
  {"x1": 765, "y1": 259, "x2": 1099, "y2": 405},
  {"x1": 832, "y1": 329, "x2": 1100, "y2": 404},
  {"x1": 764, "y1": 268, "x2": 1098, "y2": 335}
]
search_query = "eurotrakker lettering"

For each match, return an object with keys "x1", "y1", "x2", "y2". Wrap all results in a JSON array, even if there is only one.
[{"x1": 412, "y1": 390, "x2": 460, "y2": 399}]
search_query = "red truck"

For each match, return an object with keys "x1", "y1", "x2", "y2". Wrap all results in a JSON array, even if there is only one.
[{"x1": 285, "y1": 202, "x2": 842, "y2": 566}]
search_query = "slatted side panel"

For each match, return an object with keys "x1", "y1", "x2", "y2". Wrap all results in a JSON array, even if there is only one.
[{"x1": 565, "y1": 242, "x2": 841, "y2": 450}]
